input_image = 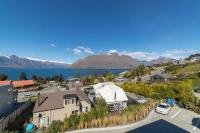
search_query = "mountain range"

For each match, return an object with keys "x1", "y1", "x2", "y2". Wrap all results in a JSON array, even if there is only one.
[{"x1": 0, "y1": 55, "x2": 67, "y2": 68}]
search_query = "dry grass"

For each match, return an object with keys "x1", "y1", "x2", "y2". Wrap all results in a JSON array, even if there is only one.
[{"x1": 78, "y1": 100, "x2": 157, "y2": 129}]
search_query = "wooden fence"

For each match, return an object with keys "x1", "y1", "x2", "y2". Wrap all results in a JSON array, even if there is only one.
[{"x1": 0, "y1": 100, "x2": 31, "y2": 132}]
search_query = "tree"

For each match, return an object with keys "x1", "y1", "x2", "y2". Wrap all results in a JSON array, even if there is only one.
[
  {"x1": 59, "y1": 74, "x2": 64, "y2": 82},
  {"x1": 19, "y1": 72, "x2": 27, "y2": 80},
  {"x1": 104, "y1": 72, "x2": 115, "y2": 81},
  {"x1": 32, "y1": 75, "x2": 38, "y2": 81},
  {"x1": 0, "y1": 73, "x2": 7, "y2": 81},
  {"x1": 76, "y1": 72, "x2": 81, "y2": 79},
  {"x1": 95, "y1": 98, "x2": 108, "y2": 119},
  {"x1": 46, "y1": 120, "x2": 63, "y2": 133},
  {"x1": 64, "y1": 114, "x2": 80, "y2": 130}
]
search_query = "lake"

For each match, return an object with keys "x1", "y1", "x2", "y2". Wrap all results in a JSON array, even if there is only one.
[{"x1": 0, "y1": 68, "x2": 127, "y2": 80}]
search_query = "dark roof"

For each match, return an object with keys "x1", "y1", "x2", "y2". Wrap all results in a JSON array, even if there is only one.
[
  {"x1": 73, "y1": 88, "x2": 91, "y2": 105},
  {"x1": 63, "y1": 94, "x2": 77, "y2": 99},
  {"x1": 33, "y1": 89, "x2": 91, "y2": 113}
]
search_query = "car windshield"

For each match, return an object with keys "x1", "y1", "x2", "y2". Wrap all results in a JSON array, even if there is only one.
[{"x1": 158, "y1": 104, "x2": 168, "y2": 109}]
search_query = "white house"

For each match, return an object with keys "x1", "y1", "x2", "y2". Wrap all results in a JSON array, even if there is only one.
[{"x1": 92, "y1": 82, "x2": 128, "y2": 112}]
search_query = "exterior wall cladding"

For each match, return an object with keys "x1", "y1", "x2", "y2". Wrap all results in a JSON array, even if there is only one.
[{"x1": 0, "y1": 85, "x2": 14, "y2": 116}]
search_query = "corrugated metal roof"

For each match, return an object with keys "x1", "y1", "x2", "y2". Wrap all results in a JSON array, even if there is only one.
[{"x1": 0, "y1": 80, "x2": 34, "y2": 87}]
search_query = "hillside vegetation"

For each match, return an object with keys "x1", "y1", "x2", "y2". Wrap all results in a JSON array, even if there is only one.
[{"x1": 165, "y1": 62, "x2": 200, "y2": 76}]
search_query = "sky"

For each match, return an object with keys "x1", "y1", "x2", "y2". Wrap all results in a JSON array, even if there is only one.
[{"x1": 0, "y1": 0, "x2": 200, "y2": 63}]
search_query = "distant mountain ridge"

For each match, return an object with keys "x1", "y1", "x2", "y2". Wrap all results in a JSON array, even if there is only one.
[
  {"x1": 144, "y1": 57, "x2": 174, "y2": 66},
  {"x1": 68, "y1": 53, "x2": 142, "y2": 69},
  {"x1": 68, "y1": 53, "x2": 174, "y2": 69},
  {"x1": 0, "y1": 55, "x2": 67, "y2": 68}
]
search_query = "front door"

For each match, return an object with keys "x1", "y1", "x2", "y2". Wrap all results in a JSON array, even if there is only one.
[{"x1": 39, "y1": 116, "x2": 49, "y2": 127}]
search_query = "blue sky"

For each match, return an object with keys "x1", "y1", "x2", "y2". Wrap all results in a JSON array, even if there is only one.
[{"x1": 0, "y1": 0, "x2": 200, "y2": 63}]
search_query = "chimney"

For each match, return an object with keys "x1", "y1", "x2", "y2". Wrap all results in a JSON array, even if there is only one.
[{"x1": 37, "y1": 93, "x2": 40, "y2": 106}]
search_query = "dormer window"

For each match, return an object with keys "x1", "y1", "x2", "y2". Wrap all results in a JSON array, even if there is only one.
[
  {"x1": 65, "y1": 99, "x2": 70, "y2": 105},
  {"x1": 65, "y1": 98, "x2": 76, "y2": 105}
]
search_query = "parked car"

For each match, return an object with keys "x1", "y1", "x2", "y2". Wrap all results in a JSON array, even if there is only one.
[{"x1": 156, "y1": 103, "x2": 171, "y2": 115}]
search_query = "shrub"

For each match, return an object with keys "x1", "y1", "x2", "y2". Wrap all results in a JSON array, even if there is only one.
[
  {"x1": 64, "y1": 114, "x2": 80, "y2": 130},
  {"x1": 1, "y1": 131, "x2": 18, "y2": 133},
  {"x1": 46, "y1": 120, "x2": 63, "y2": 133},
  {"x1": 94, "y1": 98, "x2": 108, "y2": 119}
]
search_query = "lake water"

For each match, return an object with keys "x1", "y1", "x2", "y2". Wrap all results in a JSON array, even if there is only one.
[{"x1": 0, "y1": 68, "x2": 127, "y2": 80}]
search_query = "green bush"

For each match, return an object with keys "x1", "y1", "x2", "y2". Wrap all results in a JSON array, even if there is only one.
[
  {"x1": 123, "y1": 65, "x2": 152, "y2": 79},
  {"x1": 64, "y1": 114, "x2": 80, "y2": 130},
  {"x1": 1, "y1": 131, "x2": 18, "y2": 133},
  {"x1": 95, "y1": 98, "x2": 108, "y2": 119},
  {"x1": 63, "y1": 98, "x2": 108, "y2": 130},
  {"x1": 46, "y1": 120, "x2": 63, "y2": 133},
  {"x1": 121, "y1": 79, "x2": 197, "y2": 108}
]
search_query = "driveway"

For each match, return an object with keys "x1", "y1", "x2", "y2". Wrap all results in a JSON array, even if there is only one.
[
  {"x1": 194, "y1": 92, "x2": 200, "y2": 100},
  {"x1": 66, "y1": 106, "x2": 200, "y2": 133}
]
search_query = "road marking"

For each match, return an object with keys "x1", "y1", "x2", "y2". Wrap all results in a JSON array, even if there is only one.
[
  {"x1": 193, "y1": 117, "x2": 200, "y2": 130},
  {"x1": 171, "y1": 109, "x2": 182, "y2": 119}
]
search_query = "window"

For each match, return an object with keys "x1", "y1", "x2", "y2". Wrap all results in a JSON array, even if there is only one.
[
  {"x1": 86, "y1": 107, "x2": 88, "y2": 112},
  {"x1": 72, "y1": 110, "x2": 78, "y2": 115},
  {"x1": 72, "y1": 98, "x2": 75, "y2": 104},
  {"x1": 65, "y1": 99, "x2": 70, "y2": 105}
]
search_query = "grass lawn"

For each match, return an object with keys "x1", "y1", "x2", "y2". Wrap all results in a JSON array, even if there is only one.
[{"x1": 176, "y1": 63, "x2": 200, "y2": 75}]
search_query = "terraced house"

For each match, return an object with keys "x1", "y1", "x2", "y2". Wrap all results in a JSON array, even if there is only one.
[{"x1": 32, "y1": 89, "x2": 91, "y2": 128}]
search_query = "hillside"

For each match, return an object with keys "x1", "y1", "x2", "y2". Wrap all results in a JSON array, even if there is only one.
[
  {"x1": 164, "y1": 62, "x2": 200, "y2": 77},
  {"x1": 0, "y1": 55, "x2": 67, "y2": 68},
  {"x1": 175, "y1": 63, "x2": 200, "y2": 75},
  {"x1": 68, "y1": 53, "x2": 142, "y2": 69}
]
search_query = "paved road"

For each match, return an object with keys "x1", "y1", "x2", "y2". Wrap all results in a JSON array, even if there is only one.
[{"x1": 66, "y1": 106, "x2": 200, "y2": 133}]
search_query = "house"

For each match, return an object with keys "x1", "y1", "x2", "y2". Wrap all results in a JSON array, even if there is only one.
[
  {"x1": 91, "y1": 82, "x2": 128, "y2": 112},
  {"x1": 150, "y1": 74, "x2": 169, "y2": 83},
  {"x1": 65, "y1": 78, "x2": 84, "y2": 90},
  {"x1": 0, "y1": 80, "x2": 35, "y2": 88},
  {"x1": 32, "y1": 88, "x2": 91, "y2": 128},
  {"x1": 0, "y1": 85, "x2": 15, "y2": 117}
]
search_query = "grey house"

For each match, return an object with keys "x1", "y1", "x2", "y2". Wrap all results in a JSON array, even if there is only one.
[
  {"x1": 0, "y1": 85, "x2": 15, "y2": 117},
  {"x1": 150, "y1": 74, "x2": 168, "y2": 83}
]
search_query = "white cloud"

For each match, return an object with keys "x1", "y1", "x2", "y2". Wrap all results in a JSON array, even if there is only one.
[
  {"x1": 50, "y1": 44, "x2": 56, "y2": 47},
  {"x1": 73, "y1": 48, "x2": 82, "y2": 55},
  {"x1": 108, "y1": 49, "x2": 118, "y2": 54},
  {"x1": 73, "y1": 46, "x2": 94, "y2": 55},
  {"x1": 25, "y1": 57, "x2": 65, "y2": 64},
  {"x1": 77, "y1": 46, "x2": 94, "y2": 54}
]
